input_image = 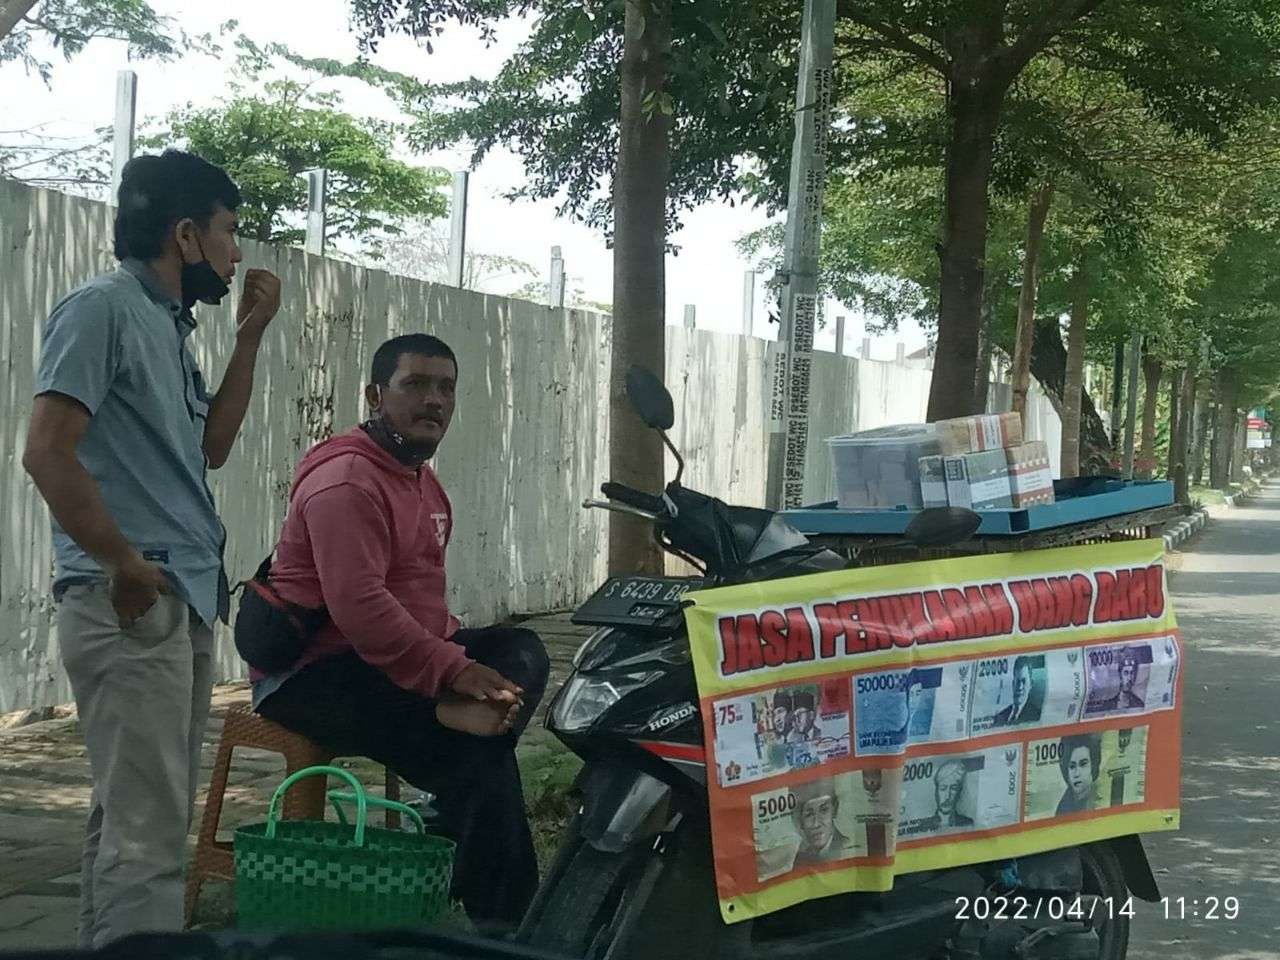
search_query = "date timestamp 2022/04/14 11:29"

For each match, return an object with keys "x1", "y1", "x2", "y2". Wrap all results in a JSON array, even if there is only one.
[{"x1": 954, "y1": 895, "x2": 1241, "y2": 922}]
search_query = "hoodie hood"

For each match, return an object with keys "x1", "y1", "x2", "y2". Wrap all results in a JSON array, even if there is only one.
[{"x1": 289, "y1": 426, "x2": 415, "y2": 500}]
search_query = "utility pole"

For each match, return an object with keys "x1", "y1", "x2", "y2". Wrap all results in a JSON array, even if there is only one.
[
  {"x1": 741, "y1": 270, "x2": 756, "y2": 337},
  {"x1": 110, "y1": 70, "x2": 137, "y2": 198},
  {"x1": 765, "y1": 0, "x2": 836, "y2": 510}
]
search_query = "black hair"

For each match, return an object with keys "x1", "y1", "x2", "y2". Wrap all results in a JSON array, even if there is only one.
[
  {"x1": 113, "y1": 150, "x2": 241, "y2": 261},
  {"x1": 371, "y1": 333, "x2": 458, "y2": 385},
  {"x1": 1058, "y1": 734, "x2": 1102, "y2": 781}
]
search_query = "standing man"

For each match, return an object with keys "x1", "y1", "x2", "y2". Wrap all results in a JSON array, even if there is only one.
[{"x1": 22, "y1": 150, "x2": 280, "y2": 947}]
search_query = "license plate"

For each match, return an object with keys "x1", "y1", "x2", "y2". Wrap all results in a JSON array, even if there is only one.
[{"x1": 572, "y1": 576, "x2": 705, "y2": 630}]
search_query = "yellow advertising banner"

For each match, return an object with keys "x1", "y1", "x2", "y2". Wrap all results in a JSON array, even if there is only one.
[{"x1": 682, "y1": 539, "x2": 1182, "y2": 924}]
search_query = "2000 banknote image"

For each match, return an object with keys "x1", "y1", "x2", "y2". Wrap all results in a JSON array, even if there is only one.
[{"x1": 896, "y1": 746, "x2": 1023, "y2": 840}]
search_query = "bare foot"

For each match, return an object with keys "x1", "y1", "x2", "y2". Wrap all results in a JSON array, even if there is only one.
[{"x1": 436, "y1": 694, "x2": 522, "y2": 737}]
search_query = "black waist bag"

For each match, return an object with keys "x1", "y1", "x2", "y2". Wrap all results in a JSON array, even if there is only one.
[{"x1": 233, "y1": 556, "x2": 328, "y2": 673}]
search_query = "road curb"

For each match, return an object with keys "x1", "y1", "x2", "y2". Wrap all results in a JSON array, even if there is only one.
[{"x1": 1164, "y1": 508, "x2": 1209, "y2": 552}]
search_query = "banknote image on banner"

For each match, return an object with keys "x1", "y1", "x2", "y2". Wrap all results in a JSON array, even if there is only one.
[
  {"x1": 752, "y1": 770, "x2": 902, "y2": 882},
  {"x1": 1084, "y1": 637, "x2": 1180, "y2": 717},
  {"x1": 683, "y1": 539, "x2": 1183, "y2": 924},
  {"x1": 1023, "y1": 726, "x2": 1150, "y2": 821},
  {"x1": 853, "y1": 662, "x2": 973, "y2": 755},
  {"x1": 715, "y1": 678, "x2": 852, "y2": 787},
  {"x1": 969, "y1": 647, "x2": 1086, "y2": 734},
  {"x1": 896, "y1": 747, "x2": 1022, "y2": 840}
]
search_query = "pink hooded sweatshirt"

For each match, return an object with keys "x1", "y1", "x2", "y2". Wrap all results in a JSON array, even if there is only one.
[{"x1": 265, "y1": 426, "x2": 472, "y2": 697}]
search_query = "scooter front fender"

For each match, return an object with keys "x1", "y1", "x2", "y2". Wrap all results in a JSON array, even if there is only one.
[{"x1": 576, "y1": 761, "x2": 674, "y2": 854}]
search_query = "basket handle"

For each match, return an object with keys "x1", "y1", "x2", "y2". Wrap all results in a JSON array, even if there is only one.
[
  {"x1": 327, "y1": 790, "x2": 425, "y2": 835},
  {"x1": 265, "y1": 765, "x2": 367, "y2": 846}
]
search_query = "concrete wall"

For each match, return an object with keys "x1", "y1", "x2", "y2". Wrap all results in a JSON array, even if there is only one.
[{"x1": 0, "y1": 180, "x2": 1061, "y2": 711}]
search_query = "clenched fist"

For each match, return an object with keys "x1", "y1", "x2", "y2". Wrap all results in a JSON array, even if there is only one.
[{"x1": 235, "y1": 268, "x2": 282, "y2": 344}]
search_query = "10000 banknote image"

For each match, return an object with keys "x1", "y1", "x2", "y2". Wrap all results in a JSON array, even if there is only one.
[{"x1": 1084, "y1": 637, "x2": 1179, "y2": 717}]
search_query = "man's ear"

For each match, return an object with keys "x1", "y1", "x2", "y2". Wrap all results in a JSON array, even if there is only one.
[
  {"x1": 173, "y1": 217, "x2": 200, "y2": 263},
  {"x1": 364, "y1": 383, "x2": 381, "y2": 412}
]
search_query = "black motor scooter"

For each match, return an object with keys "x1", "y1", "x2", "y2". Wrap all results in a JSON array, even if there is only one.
[{"x1": 517, "y1": 367, "x2": 1158, "y2": 960}]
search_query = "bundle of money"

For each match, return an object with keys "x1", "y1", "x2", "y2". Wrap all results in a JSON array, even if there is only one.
[
  {"x1": 943, "y1": 449, "x2": 1014, "y2": 510},
  {"x1": 934, "y1": 412, "x2": 1023, "y2": 455},
  {"x1": 1006, "y1": 440, "x2": 1056, "y2": 507},
  {"x1": 918, "y1": 455, "x2": 949, "y2": 508}
]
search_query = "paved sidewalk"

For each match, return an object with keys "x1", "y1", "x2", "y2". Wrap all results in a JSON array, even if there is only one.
[{"x1": 0, "y1": 612, "x2": 590, "y2": 950}]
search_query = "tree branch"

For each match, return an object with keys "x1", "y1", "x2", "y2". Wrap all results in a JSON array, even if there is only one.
[
  {"x1": 1000, "y1": 0, "x2": 1109, "y2": 77},
  {"x1": 836, "y1": 3, "x2": 949, "y2": 76},
  {"x1": 0, "y1": 0, "x2": 39, "y2": 42}
]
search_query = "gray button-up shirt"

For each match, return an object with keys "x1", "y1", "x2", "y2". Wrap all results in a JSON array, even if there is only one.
[{"x1": 34, "y1": 258, "x2": 229, "y2": 625}]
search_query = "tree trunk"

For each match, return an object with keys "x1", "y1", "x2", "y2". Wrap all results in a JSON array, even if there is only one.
[
  {"x1": 1060, "y1": 259, "x2": 1089, "y2": 479},
  {"x1": 0, "y1": 0, "x2": 39, "y2": 42},
  {"x1": 1211, "y1": 369, "x2": 1237, "y2": 490},
  {"x1": 1172, "y1": 366, "x2": 1195, "y2": 504},
  {"x1": 1010, "y1": 181, "x2": 1054, "y2": 422},
  {"x1": 1109, "y1": 340, "x2": 1124, "y2": 462},
  {"x1": 1193, "y1": 382, "x2": 1211, "y2": 487},
  {"x1": 1028, "y1": 316, "x2": 1113, "y2": 474},
  {"x1": 973, "y1": 296, "x2": 995, "y2": 412},
  {"x1": 1138, "y1": 353, "x2": 1161, "y2": 479},
  {"x1": 609, "y1": 0, "x2": 671, "y2": 576},
  {"x1": 928, "y1": 76, "x2": 1006, "y2": 420}
]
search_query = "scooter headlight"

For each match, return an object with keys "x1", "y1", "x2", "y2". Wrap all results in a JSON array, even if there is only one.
[{"x1": 551, "y1": 671, "x2": 662, "y2": 733}]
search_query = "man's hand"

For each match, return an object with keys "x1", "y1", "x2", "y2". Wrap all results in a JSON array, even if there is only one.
[
  {"x1": 109, "y1": 554, "x2": 171, "y2": 628},
  {"x1": 451, "y1": 662, "x2": 523, "y2": 704},
  {"x1": 235, "y1": 268, "x2": 282, "y2": 344}
]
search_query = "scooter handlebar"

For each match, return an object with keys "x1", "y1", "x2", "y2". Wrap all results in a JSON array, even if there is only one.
[{"x1": 600, "y1": 482, "x2": 666, "y2": 515}]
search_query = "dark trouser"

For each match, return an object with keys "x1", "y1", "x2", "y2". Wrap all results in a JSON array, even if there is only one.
[{"x1": 257, "y1": 627, "x2": 551, "y2": 930}]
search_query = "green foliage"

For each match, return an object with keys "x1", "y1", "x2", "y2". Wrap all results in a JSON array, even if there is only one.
[
  {"x1": 149, "y1": 80, "x2": 449, "y2": 247},
  {"x1": 1, "y1": 0, "x2": 210, "y2": 82},
  {"x1": 137, "y1": 36, "x2": 450, "y2": 249}
]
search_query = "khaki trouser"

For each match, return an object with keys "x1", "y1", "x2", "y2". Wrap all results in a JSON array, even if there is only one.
[{"x1": 57, "y1": 582, "x2": 214, "y2": 949}]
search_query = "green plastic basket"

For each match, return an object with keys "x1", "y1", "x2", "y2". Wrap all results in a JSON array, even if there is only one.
[{"x1": 234, "y1": 765, "x2": 455, "y2": 932}]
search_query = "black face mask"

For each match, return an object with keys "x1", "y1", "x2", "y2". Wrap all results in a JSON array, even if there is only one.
[
  {"x1": 181, "y1": 236, "x2": 229, "y2": 309},
  {"x1": 361, "y1": 417, "x2": 435, "y2": 468}
]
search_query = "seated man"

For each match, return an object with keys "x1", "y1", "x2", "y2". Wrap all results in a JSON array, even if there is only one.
[{"x1": 251, "y1": 333, "x2": 550, "y2": 932}]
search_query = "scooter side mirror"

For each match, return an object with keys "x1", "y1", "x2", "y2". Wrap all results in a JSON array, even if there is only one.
[
  {"x1": 626, "y1": 365, "x2": 675, "y2": 431},
  {"x1": 905, "y1": 507, "x2": 982, "y2": 547}
]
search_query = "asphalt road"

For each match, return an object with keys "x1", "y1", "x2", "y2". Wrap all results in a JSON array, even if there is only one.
[{"x1": 1129, "y1": 481, "x2": 1280, "y2": 958}]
